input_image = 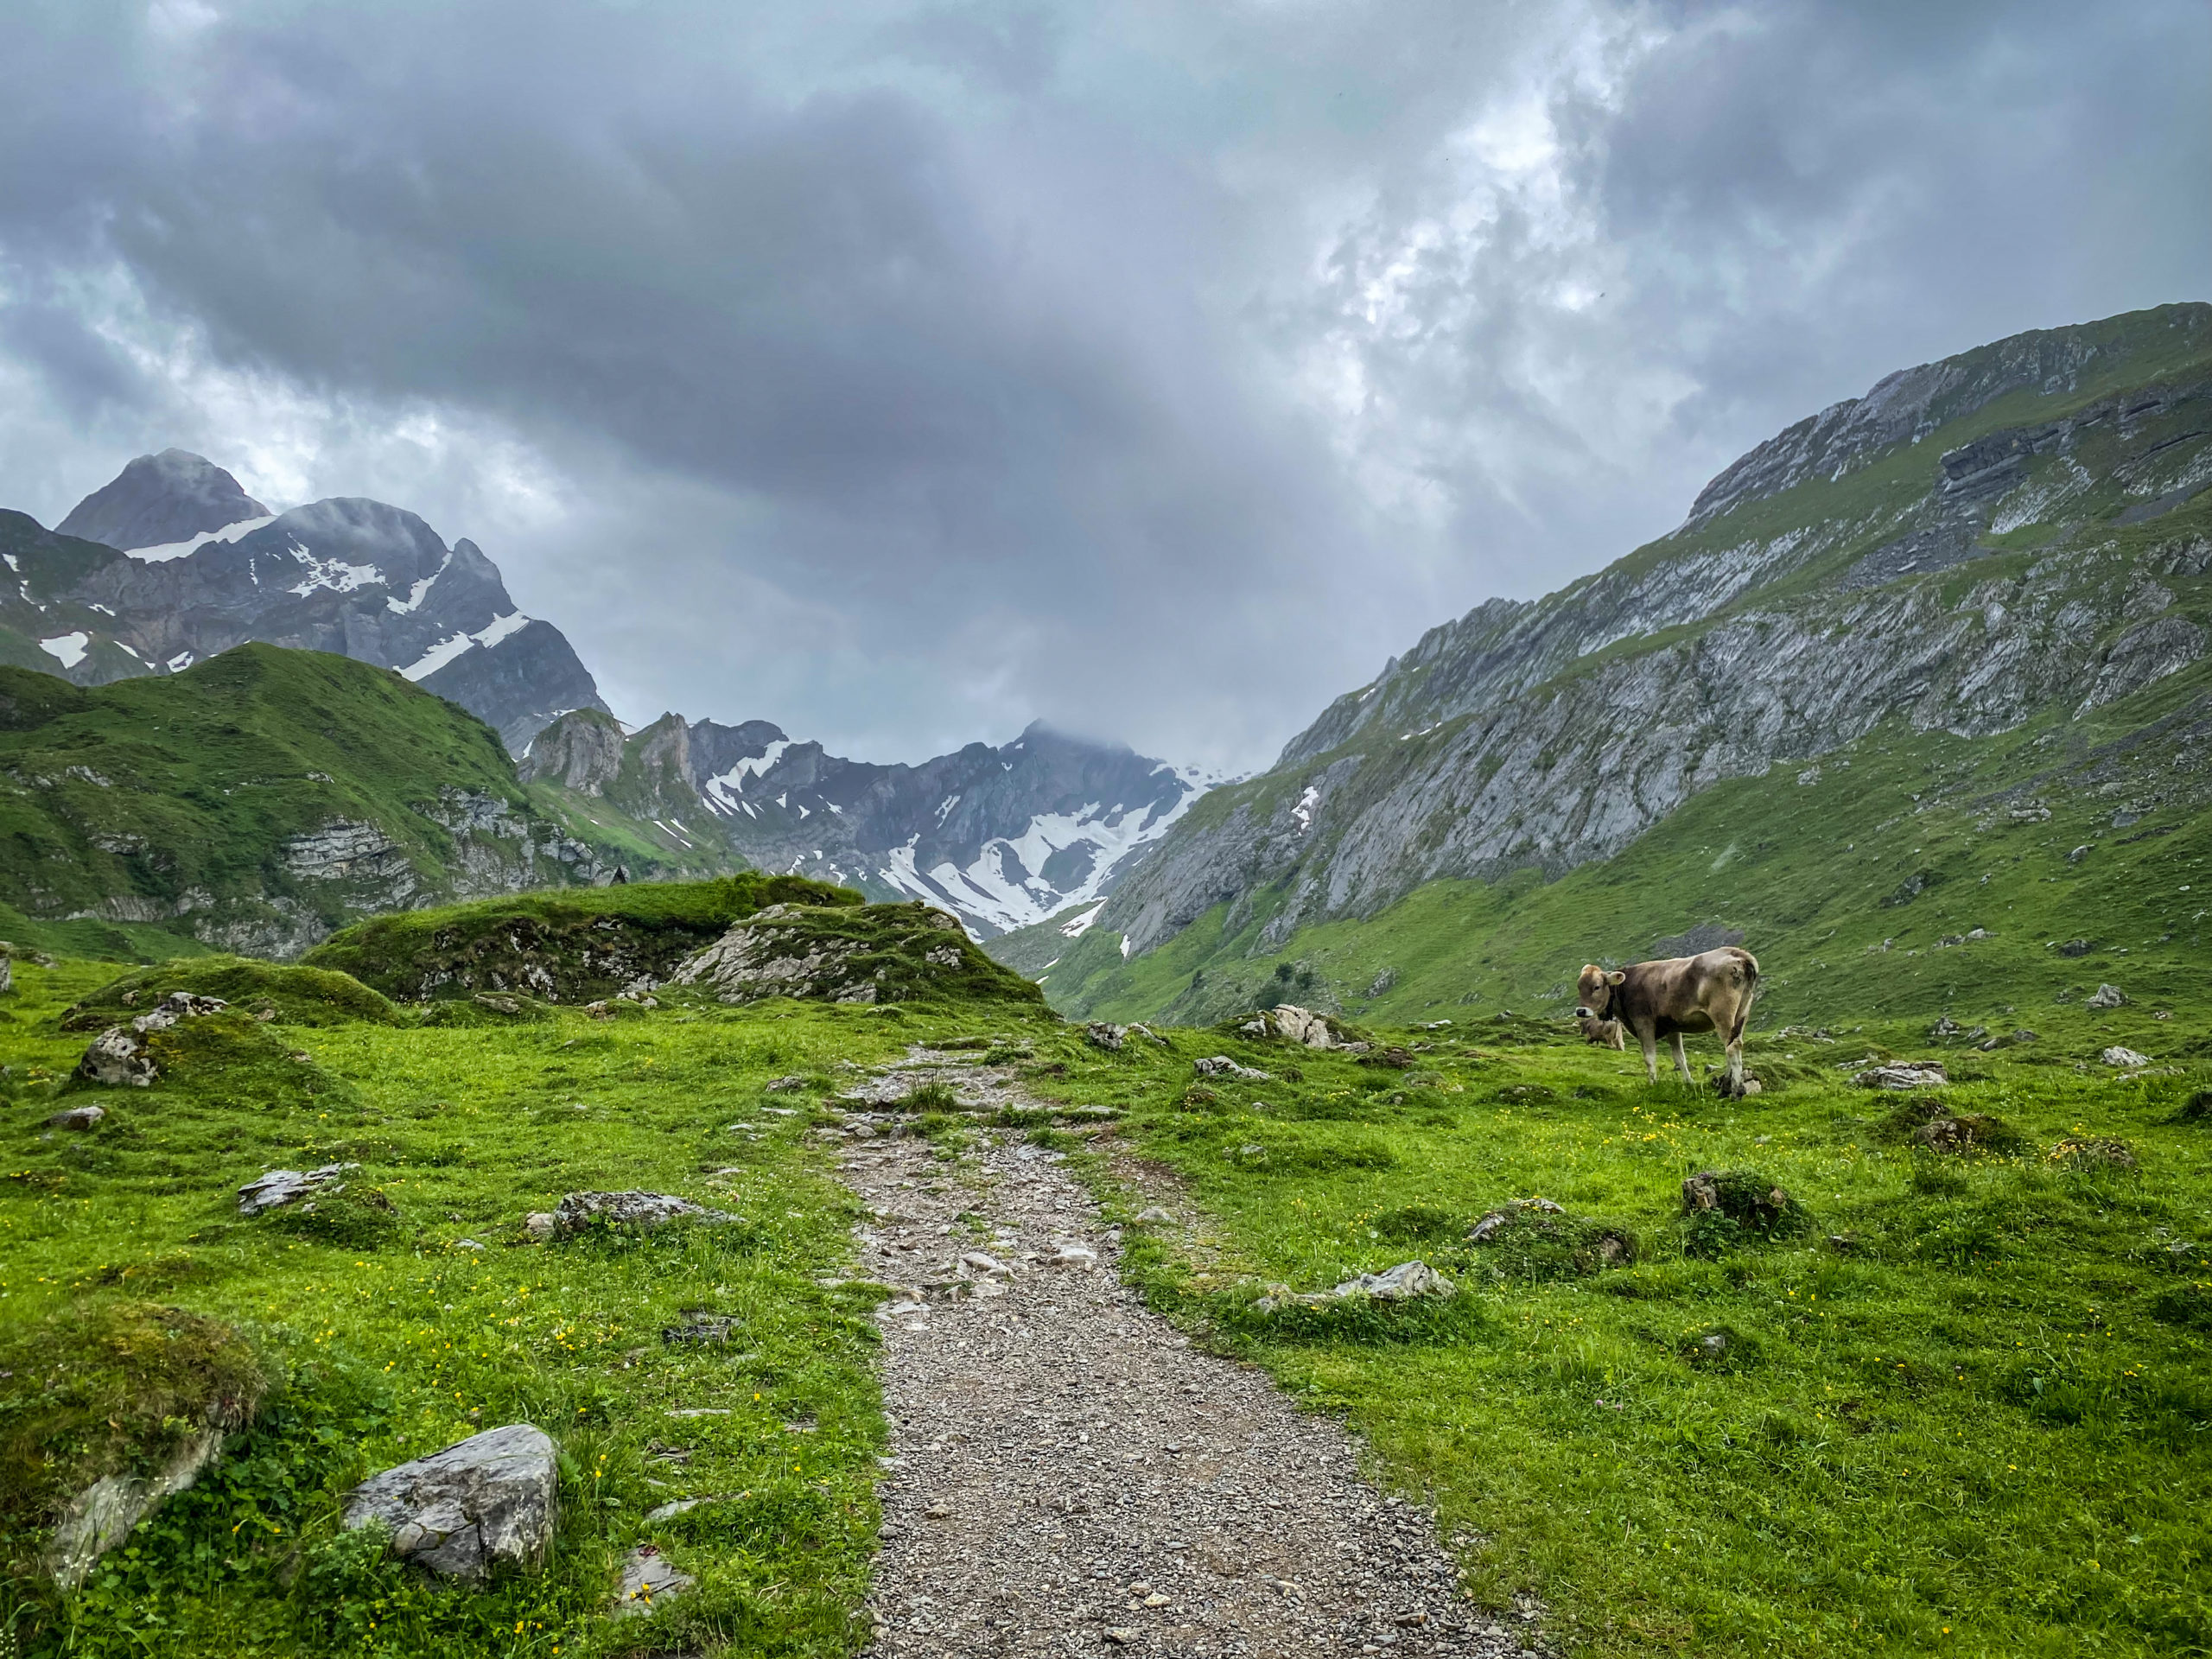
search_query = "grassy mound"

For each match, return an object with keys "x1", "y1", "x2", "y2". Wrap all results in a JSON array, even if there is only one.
[
  {"x1": 302, "y1": 872, "x2": 861, "y2": 1001},
  {"x1": 673, "y1": 899, "x2": 1046, "y2": 1007},
  {"x1": 0, "y1": 1302, "x2": 266, "y2": 1571},
  {"x1": 60, "y1": 956, "x2": 403, "y2": 1032}
]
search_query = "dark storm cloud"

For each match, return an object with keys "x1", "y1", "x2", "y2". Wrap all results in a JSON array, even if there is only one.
[{"x1": 0, "y1": 0, "x2": 2202, "y2": 766}]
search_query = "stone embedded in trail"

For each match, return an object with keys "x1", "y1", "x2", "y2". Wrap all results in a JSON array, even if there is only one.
[
  {"x1": 613, "y1": 1543, "x2": 695, "y2": 1615},
  {"x1": 342, "y1": 1424, "x2": 559, "y2": 1580},
  {"x1": 238, "y1": 1163, "x2": 360, "y2": 1217},
  {"x1": 47, "y1": 1104, "x2": 105, "y2": 1130},
  {"x1": 550, "y1": 1190, "x2": 734, "y2": 1235},
  {"x1": 2101, "y1": 1046, "x2": 2152, "y2": 1068},
  {"x1": 1134, "y1": 1205, "x2": 1176, "y2": 1224},
  {"x1": 1853, "y1": 1060, "x2": 1948, "y2": 1090},
  {"x1": 1194, "y1": 1054, "x2": 1272, "y2": 1080}
]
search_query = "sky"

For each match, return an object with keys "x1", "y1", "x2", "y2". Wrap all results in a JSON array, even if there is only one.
[{"x1": 0, "y1": 1, "x2": 2204, "y2": 770}]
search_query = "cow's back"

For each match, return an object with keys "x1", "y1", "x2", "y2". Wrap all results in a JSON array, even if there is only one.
[{"x1": 1618, "y1": 946, "x2": 1758, "y2": 1034}]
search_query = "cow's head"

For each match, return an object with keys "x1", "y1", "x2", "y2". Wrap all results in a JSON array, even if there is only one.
[{"x1": 1574, "y1": 963, "x2": 1626, "y2": 1019}]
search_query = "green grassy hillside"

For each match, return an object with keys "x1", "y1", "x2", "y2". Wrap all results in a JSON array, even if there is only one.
[
  {"x1": 0, "y1": 645, "x2": 698, "y2": 962},
  {"x1": 1040, "y1": 647, "x2": 2212, "y2": 1030}
]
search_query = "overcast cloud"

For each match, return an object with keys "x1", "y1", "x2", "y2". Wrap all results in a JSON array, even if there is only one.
[{"x1": 0, "y1": 0, "x2": 2202, "y2": 767}]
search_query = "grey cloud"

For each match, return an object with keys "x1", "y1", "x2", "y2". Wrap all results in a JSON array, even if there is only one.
[{"x1": 0, "y1": 1, "x2": 2201, "y2": 766}]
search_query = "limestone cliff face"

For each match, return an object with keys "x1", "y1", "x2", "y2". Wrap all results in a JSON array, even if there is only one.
[{"x1": 1101, "y1": 303, "x2": 2212, "y2": 960}]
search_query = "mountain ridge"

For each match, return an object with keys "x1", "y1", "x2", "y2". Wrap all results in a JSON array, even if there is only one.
[{"x1": 1024, "y1": 300, "x2": 2212, "y2": 1016}]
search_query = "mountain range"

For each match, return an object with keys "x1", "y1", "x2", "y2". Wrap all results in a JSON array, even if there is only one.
[
  {"x1": 1013, "y1": 301, "x2": 2212, "y2": 1024},
  {"x1": 3, "y1": 449, "x2": 1214, "y2": 944}
]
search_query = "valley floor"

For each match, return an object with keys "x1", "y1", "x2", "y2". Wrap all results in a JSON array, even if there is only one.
[{"x1": 3, "y1": 959, "x2": 2209, "y2": 1659}]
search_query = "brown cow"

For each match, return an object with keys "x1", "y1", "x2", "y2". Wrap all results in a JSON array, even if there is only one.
[
  {"x1": 1576, "y1": 946, "x2": 1759, "y2": 1096},
  {"x1": 1575, "y1": 1013, "x2": 1627, "y2": 1050}
]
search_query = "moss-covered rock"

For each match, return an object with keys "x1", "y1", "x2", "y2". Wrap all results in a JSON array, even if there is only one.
[
  {"x1": 671, "y1": 900, "x2": 1045, "y2": 1007},
  {"x1": 60, "y1": 956, "x2": 402, "y2": 1032},
  {"x1": 0, "y1": 1301, "x2": 266, "y2": 1586},
  {"x1": 302, "y1": 873, "x2": 860, "y2": 1002},
  {"x1": 1466, "y1": 1199, "x2": 1638, "y2": 1281},
  {"x1": 1679, "y1": 1169, "x2": 1812, "y2": 1254}
]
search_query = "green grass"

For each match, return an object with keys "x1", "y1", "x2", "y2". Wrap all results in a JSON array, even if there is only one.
[
  {"x1": 0, "y1": 951, "x2": 1057, "y2": 1656},
  {"x1": 1007, "y1": 1013, "x2": 2212, "y2": 1658}
]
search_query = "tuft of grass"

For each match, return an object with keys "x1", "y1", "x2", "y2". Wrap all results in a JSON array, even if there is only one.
[{"x1": 59, "y1": 956, "x2": 403, "y2": 1031}]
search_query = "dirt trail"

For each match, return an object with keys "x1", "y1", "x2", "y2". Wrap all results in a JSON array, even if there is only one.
[{"x1": 830, "y1": 1048, "x2": 1530, "y2": 1659}]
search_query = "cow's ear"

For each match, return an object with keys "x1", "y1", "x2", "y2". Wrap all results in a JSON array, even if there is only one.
[{"x1": 1606, "y1": 970, "x2": 1626, "y2": 986}]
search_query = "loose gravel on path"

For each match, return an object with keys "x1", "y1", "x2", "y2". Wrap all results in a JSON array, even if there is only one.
[{"x1": 830, "y1": 1049, "x2": 1534, "y2": 1659}]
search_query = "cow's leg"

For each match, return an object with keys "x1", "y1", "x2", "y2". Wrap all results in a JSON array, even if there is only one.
[
  {"x1": 1671, "y1": 1032, "x2": 1692, "y2": 1085},
  {"x1": 1726, "y1": 989, "x2": 1754, "y2": 1096},
  {"x1": 1636, "y1": 1022, "x2": 1660, "y2": 1084}
]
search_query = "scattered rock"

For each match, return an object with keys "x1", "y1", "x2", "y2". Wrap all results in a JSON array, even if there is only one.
[
  {"x1": 1051, "y1": 1244, "x2": 1098, "y2": 1268},
  {"x1": 2057, "y1": 938, "x2": 2094, "y2": 958},
  {"x1": 644, "y1": 1497, "x2": 715, "y2": 1522},
  {"x1": 1086, "y1": 1022, "x2": 1130, "y2": 1051},
  {"x1": 237, "y1": 1163, "x2": 361, "y2": 1217},
  {"x1": 550, "y1": 1190, "x2": 735, "y2": 1235},
  {"x1": 613, "y1": 1543, "x2": 695, "y2": 1615},
  {"x1": 2101, "y1": 1046, "x2": 2152, "y2": 1069},
  {"x1": 342, "y1": 1424, "x2": 559, "y2": 1580},
  {"x1": 1134, "y1": 1206, "x2": 1176, "y2": 1224},
  {"x1": 1258, "y1": 1259, "x2": 1453, "y2": 1311},
  {"x1": 2087, "y1": 983, "x2": 2127, "y2": 1010},
  {"x1": 1357, "y1": 1046, "x2": 1416, "y2": 1069},
  {"x1": 46, "y1": 1104, "x2": 105, "y2": 1130},
  {"x1": 1853, "y1": 1061, "x2": 1948, "y2": 1090},
  {"x1": 2068, "y1": 844, "x2": 2091, "y2": 864},
  {"x1": 522, "y1": 1211, "x2": 556, "y2": 1242},
  {"x1": 1194, "y1": 1055, "x2": 1271, "y2": 1081},
  {"x1": 471, "y1": 992, "x2": 522, "y2": 1015},
  {"x1": 76, "y1": 1027, "x2": 157, "y2": 1088},
  {"x1": 764, "y1": 1074, "x2": 810, "y2": 1091}
]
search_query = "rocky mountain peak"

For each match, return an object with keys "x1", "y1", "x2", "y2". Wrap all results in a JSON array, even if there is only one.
[
  {"x1": 57, "y1": 449, "x2": 270, "y2": 552},
  {"x1": 518, "y1": 708, "x2": 626, "y2": 793}
]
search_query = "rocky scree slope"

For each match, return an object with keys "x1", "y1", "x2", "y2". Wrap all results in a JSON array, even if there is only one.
[
  {"x1": 0, "y1": 645, "x2": 645, "y2": 961},
  {"x1": 1083, "y1": 302, "x2": 2212, "y2": 973},
  {"x1": 521, "y1": 709, "x2": 1208, "y2": 939},
  {"x1": 9, "y1": 450, "x2": 607, "y2": 754}
]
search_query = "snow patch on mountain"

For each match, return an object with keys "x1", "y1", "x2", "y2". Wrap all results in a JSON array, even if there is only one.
[
  {"x1": 40, "y1": 632, "x2": 91, "y2": 669},
  {"x1": 125, "y1": 514, "x2": 277, "y2": 562}
]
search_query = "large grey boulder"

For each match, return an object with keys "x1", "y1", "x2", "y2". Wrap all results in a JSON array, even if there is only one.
[{"x1": 342, "y1": 1424, "x2": 559, "y2": 1580}]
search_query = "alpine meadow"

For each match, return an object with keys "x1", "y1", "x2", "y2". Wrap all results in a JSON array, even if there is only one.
[{"x1": 0, "y1": 7, "x2": 2207, "y2": 1659}]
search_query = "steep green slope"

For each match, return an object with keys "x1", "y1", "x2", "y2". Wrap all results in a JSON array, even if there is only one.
[
  {"x1": 1045, "y1": 630, "x2": 2212, "y2": 1029},
  {"x1": 0, "y1": 645, "x2": 668, "y2": 961}
]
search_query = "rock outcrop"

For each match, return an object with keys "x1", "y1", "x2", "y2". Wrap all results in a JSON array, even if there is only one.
[
  {"x1": 342, "y1": 1424, "x2": 560, "y2": 1580},
  {"x1": 1088, "y1": 304, "x2": 2212, "y2": 967}
]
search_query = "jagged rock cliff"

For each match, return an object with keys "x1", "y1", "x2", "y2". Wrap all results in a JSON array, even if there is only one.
[
  {"x1": 1097, "y1": 302, "x2": 2212, "y2": 963},
  {"x1": 5, "y1": 454, "x2": 609, "y2": 754}
]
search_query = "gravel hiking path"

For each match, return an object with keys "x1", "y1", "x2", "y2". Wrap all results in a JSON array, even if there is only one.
[{"x1": 828, "y1": 1046, "x2": 1533, "y2": 1659}]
